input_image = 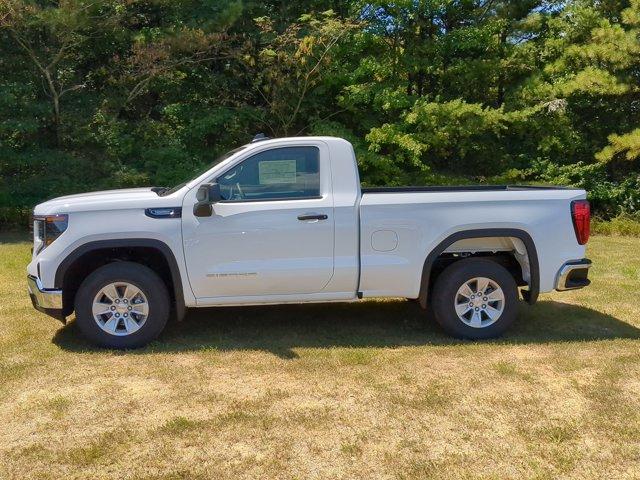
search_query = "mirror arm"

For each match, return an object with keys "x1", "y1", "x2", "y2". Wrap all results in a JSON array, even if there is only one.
[{"x1": 193, "y1": 202, "x2": 212, "y2": 217}]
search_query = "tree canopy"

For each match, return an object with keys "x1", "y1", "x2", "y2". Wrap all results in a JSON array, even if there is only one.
[{"x1": 1, "y1": 0, "x2": 639, "y2": 224}]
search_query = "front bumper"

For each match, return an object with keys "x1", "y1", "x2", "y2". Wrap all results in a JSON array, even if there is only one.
[
  {"x1": 555, "y1": 259, "x2": 591, "y2": 291},
  {"x1": 27, "y1": 275, "x2": 65, "y2": 321}
]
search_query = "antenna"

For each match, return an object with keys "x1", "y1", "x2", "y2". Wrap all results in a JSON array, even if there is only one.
[{"x1": 251, "y1": 133, "x2": 270, "y2": 143}]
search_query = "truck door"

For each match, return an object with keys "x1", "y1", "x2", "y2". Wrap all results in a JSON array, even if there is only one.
[{"x1": 181, "y1": 142, "x2": 335, "y2": 299}]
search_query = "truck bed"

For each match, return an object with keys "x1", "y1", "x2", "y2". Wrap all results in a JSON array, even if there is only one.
[{"x1": 357, "y1": 183, "x2": 586, "y2": 298}]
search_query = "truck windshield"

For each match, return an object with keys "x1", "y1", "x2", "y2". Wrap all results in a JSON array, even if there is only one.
[{"x1": 156, "y1": 145, "x2": 248, "y2": 196}]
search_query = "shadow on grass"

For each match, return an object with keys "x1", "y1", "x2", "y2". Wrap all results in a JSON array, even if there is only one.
[{"x1": 52, "y1": 299, "x2": 640, "y2": 358}]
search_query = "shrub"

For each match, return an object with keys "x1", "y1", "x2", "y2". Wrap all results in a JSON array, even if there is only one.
[{"x1": 592, "y1": 213, "x2": 640, "y2": 237}]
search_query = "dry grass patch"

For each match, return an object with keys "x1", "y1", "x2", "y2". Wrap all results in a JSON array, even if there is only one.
[{"x1": 1, "y1": 235, "x2": 640, "y2": 479}]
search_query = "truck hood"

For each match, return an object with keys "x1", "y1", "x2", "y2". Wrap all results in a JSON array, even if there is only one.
[{"x1": 33, "y1": 187, "x2": 169, "y2": 215}]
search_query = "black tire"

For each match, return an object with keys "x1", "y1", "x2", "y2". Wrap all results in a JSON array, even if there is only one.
[
  {"x1": 431, "y1": 258, "x2": 518, "y2": 340},
  {"x1": 74, "y1": 262, "x2": 170, "y2": 349}
]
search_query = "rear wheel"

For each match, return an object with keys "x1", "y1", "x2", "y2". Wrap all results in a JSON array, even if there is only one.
[
  {"x1": 74, "y1": 262, "x2": 169, "y2": 349},
  {"x1": 431, "y1": 258, "x2": 518, "y2": 339}
]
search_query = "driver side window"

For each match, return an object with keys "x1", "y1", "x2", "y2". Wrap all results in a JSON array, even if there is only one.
[{"x1": 218, "y1": 146, "x2": 320, "y2": 202}]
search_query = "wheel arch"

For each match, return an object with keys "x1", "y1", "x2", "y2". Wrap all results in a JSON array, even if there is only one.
[
  {"x1": 55, "y1": 238, "x2": 186, "y2": 320},
  {"x1": 418, "y1": 228, "x2": 539, "y2": 309}
]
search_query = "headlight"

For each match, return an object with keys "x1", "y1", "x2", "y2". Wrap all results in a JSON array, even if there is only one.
[{"x1": 33, "y1": 214, "x2": 68, "y2": 253}]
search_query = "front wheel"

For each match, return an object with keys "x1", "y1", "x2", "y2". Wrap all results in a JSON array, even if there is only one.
[
  {"x1": 431, "y1": 258, "x2": 518, "y2": 339},
  {"x1": 74, "y1": 262, "x2": 170, "y2": 349}
]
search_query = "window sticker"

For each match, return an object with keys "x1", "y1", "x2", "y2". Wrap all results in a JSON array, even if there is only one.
[{"x1": 258, "y1": 159, "x2": 297, "y2": 184}]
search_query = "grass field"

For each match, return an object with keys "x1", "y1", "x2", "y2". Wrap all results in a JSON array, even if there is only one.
[{"x1": 1, "y1": 234, "x2": 639, "y2": 479}]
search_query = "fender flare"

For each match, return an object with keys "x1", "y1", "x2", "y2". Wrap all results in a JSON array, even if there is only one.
[
  {"x1": 55, "y1": 238, "x2": 186, "y2": 321},
  {"x1": 418, "y1": 228, "x2": 539, "y2": 308}
]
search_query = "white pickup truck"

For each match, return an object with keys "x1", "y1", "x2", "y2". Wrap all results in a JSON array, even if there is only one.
[{"x1": 27, "y1": 136, "x2": 592, "y2": 348}]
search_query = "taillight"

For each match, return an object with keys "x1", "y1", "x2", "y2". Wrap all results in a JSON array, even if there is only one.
[{"x1": 571, "y1": 200, "x2": 590, "y2": 245}]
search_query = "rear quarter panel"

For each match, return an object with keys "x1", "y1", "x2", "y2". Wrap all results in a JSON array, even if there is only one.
[{"x1": 359, "y1": 189, "x2": 587, "y2": 298}]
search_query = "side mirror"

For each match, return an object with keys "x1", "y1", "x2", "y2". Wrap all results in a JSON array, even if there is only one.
[
  {"x1": 196, "y1": 182, "x2": 221, "y2": 202},
  {"x1": 194, "y1": 182, "x2": 222, "y2": 217}
]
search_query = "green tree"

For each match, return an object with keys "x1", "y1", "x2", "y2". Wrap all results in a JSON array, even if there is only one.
[
  {"x1": 1, "y1": 0, "x2": 640, "y2": 227},
  {"x1": 242, "y1": 11, "x2": 358, "y2": 136},
  {"x1": 0, "y1": 0, "x2": 119, "y2": 145}
]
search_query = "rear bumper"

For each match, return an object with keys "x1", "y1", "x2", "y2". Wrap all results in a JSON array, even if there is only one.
[
  {"x1": 555, "y1": 259, "x2": 591, "y2": 291},
  {"x1": 27, "y1": 275, "x2": 65, "y2": 321}
]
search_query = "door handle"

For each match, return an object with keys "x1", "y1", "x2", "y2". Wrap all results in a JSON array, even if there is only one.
[{"x1": 297, "y1": 213, "x2": 328, "y2": 221}]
